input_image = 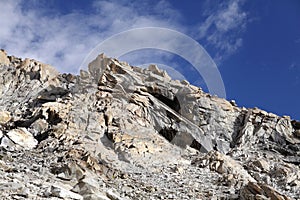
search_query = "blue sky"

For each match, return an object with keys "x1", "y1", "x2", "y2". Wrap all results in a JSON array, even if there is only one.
[{"x1": 0, "y1": 0, "x2": 299, "y2": 120}]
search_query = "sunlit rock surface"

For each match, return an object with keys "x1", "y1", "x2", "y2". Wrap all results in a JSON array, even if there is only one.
[{"x1": 0, "y1": 50, "x2": 299, "y2": 199}]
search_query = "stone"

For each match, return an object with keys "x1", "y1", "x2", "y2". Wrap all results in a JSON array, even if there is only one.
[
  {"x1": 50, "y1": 185, "x2": 83, "y2": 200},
  {"x1": 0, "y1": 49, "x2": 10, "y2": 65},
  {"x1": 240, "y1": 182, "x2": 290, "y2": 200},
  {"x1": 106, "y1": 189, "x2": 126, "y2": 200},
  {"x1": 88, "y1": 53, "x2": 109, "y2": 83},
  {"x1": 30, "y1": 119, "x2": 49, "y2": 136},
  {"x1": 129, "y1": 94, "x2": 150, "y2": 107},
  {"x1": 6, "y1": 128, "x2": 38, "y2": 149},
  {"x1": 39, "y1": 63, "x2": 59, "y2": 82},
  {"x1": 148, "y1": 64, "x2": 161, "y2": 75},
  {"x1": 260, "y1": 184, "x2": 290, "y2": 200},
  {"x1": 0, "y1": 136, "x2": 15, "y2": 149},
  {"x1": 0, "y1": 111, "x2": 11, "y2": 125},
  {"x1": 252, "y1": 159, "x2": 270, "y2": 172}
]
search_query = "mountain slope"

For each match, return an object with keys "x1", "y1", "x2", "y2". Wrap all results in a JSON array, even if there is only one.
[{"x1": 0, "y1": 49, "x2": 299, "y2": 199}]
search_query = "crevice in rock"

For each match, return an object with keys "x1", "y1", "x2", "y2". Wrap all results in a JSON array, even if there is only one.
[
  {"x1": 104, "y1": 130, "x2": 113, "y2": 142},
  {"x1": 31, "y1": 86, "x2": 70, "y2": 106},
  {"x1": 153, "y1": 94, "x2": 180, "y2": 113},
  {"x1": 14, "y1": 112, "x2": 42, "y2": 128},
  {"x1": 35, "y1": 130, "x2": 50, "y2": 143},
  {"x1": 190, "y1": 139, "x2": 202, "y2": 151},
  {"x1": 46, "y1": 109, "x2": 62, "y2": 125},
  {"x1": 147, "y1": 86, "x2": 181, "y2": 113},
  {"x1": 41, "y1": 86, "x2": 69, "y2": 97},
  {"x1": 230, "y1": 112, "x2": 247, "y2": 148},
  {"x1": 292, "y1": 120, "x2": 300, "y2": 130},
  {"x1": 159, "y1": 127, "x2": 177, "y2": 142}
]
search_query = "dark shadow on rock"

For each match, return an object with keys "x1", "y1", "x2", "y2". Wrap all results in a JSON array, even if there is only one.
[
  {"x1": 35, "y1": 130, "x2": 50, "y2": 143},
  {"x1": 292, "y1": 120, "x2": 300, "y2": 130},
  {"x1": 159, "y1": 127, "x2": 177, "y2": 142},
  {"x1": 29, "y1": 86, "x2": 70, "y2": 107},
  {"x1": 46, "y1": 109, "x2": 62, "y2": 125},
  {"x1": 230, "y1": 111, "x2": 247, "y2": 148},
  {"x1": 147, "y1": 87, "x2": 181, "y2": 113},
  {"x1": 14, "y1": 111, "x2": 42, "y2": 128},
  {"x1": 190, "y1": 139, "x2": 202, "y2": 151}
]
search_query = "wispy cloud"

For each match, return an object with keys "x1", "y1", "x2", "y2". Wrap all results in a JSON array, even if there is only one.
[
  {"x1": 196, "y1": 0, "x2": 248, "y2": 62},
  {"x1": 0, "y1": 0, "x2": 182, "y2": 73},
  {"x1": 0, "y1": 0, "x2": 248, "y2": 75}
]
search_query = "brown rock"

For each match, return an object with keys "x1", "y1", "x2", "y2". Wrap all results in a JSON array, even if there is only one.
[
  {"x1": 241, "y1": 182, "x2": 290, "y2": 200},
  {"x1": 260, "y1": 184, "x2": 290, "y2": 200},
  {"x1": 0, "y1": 50, "x2": 10, "y2": 66},
  {"x1": 252, "y1": 159, "x2": 270, "y2": 172},
  {"x1": 39, "y1": 63, "x2": 59, "y2": 82},
  {"x1": 0, "y1": 111, "x2": 11, "y2": 125}
]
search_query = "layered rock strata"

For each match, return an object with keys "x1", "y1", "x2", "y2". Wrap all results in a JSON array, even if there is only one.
[{"x1": 0, "y1": 49, "x2": 299, "y2": 199}]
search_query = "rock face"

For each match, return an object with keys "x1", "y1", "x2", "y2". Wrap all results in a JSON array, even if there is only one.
[{"x1": 0, "y1": 51, "x2": 300, "y2": 199}]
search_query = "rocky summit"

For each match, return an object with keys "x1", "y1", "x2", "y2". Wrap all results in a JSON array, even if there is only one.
[{"x1": 0, "y1": 49, "x2": 300, "y2": 200}]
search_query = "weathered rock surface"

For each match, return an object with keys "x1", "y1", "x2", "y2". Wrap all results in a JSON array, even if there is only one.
[{"x1": 0, "y1": 51, "x2": 299, "y2": 199}]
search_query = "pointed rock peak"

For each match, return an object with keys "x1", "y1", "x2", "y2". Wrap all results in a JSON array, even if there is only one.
[
  {"x1": 148, "y1": 64, "x2": 171, "y2": 81},
  {"x1": 88, "y1": 53, "x2": 111, "y2": 82},
  {"x1": 0, "y1": 49, "x2": 10, "y2": 66}
]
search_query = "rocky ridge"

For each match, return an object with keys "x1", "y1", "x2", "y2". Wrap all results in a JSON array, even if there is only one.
[{"x1": 0, "y1": 49, "x2": 300, "y2": 199}]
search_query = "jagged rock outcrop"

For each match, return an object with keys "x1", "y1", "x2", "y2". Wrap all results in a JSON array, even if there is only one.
[{"x1": 0, "y1": 49, "x2": 300, "y2": 199}]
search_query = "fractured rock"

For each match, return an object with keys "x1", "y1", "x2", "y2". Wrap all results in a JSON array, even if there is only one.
[
  {"x1": 6, "y1": 128, "x2": 38, "y2": 149},
  {"x1": 0, "y1": 51, "x2": 299, "y2": 199}
]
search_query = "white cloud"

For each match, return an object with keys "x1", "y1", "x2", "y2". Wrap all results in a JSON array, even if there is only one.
[
  {"x1": 196, "y1": 0, "x2": 248, "y2": 62},
  {"x1": 0, "y1": 0, "x2": 182, "y2": 73},
  {"x1": 0, "y1": 0, "x2": 248, "y2": 83}
]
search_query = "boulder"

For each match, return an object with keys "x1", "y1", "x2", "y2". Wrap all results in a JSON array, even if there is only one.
[{"x1": 6, "y1": 128, "x2": 38, "y2": 149}]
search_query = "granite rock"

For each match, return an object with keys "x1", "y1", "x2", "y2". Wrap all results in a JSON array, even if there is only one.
[{"x1": 0, "y1": 51, "x2": 299, "y2": 199}]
